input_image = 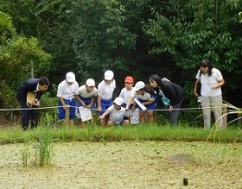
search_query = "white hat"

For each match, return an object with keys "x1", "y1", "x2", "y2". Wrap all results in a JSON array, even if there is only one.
[
  {"x1": 66, "y1": 72, "x2": 75, "y2": 82},
  {"x1": 113, "y1": 97, "x2": 124, "y2": 106},
  {"x1": 134, "y1": 81, "x2": 145, "y2": 91},
  {"x1": 86, "y1": 78, "x2": 95, "y2": 87},
  {"x1": 104, "y1": 70, "x2": 114, "y2": 80}
]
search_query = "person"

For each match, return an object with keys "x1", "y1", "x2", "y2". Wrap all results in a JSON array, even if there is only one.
[
  {"x1": 16, "y1": 76, "x2": 50, "y2": 130},
  {"x1": 119, "y1": 76, "x2": 135, "y2": 118},
  {"x1": 75, "y1": 78, "x2": 98, "y2": 126},
  {"x1": 99, "y1": 97, "x2": 129, "y2": 126},
  {"x1": 149, "y1": 74, "x2": 184, "y2": 126},
  {"x1": 97, "y1": 70, "x2": 116, "y2": 125},
  {"x1": 57, "y1": 72, "x2": 79, "y2": 125},
  {"x1": 194, "y1": 59, "x2": 225, "y2": 129},
  {"x1": 125, "y1": 81, "x2": 157, "y2": 124}
]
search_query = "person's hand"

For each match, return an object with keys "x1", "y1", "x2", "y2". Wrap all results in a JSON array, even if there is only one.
[
  {"x1": 210, "y1": 85, "x2": 217, "y2": 90},
  {"x1": 169, "y1": 105, "x2": 174, "y2": 112},
  {"x1": 194, "y1": 92, "x2": 199, "y2": 97}
]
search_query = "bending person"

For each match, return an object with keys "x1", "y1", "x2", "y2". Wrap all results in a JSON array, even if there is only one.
[{"x1": 149, "y1": 74, "x2": 184, "y2": 125}]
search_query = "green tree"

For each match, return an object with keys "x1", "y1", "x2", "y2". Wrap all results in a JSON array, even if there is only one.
[{"x1": 0, "y1": 11, "x2": 51, "y2": 109}]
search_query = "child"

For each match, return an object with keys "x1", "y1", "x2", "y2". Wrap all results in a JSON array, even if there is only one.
[
  {"x1": 125, "y1": 81, "x2": 157, "y2": 124},
  {"x1": 99, "y1": 97, "x2": 129, "y2": 126},
  {"x1": 119, "y1": 76, "x2": 134, "y2": 108},
  {"x1": 75, "y1": 78, "x2": 98, "y2": 126},
  {"x1": 119, "y1": 76, "x2": 135, "y2": 118},
  {"x1": 57, "y1": 72, "x2": 79, "y2": 125},
  {"x1": 97, "y1": 70, "x2": 116, "y2": 125}
]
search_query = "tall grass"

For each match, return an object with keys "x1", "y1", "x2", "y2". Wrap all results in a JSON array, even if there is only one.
[{"x1": 0, "y1": 123, "x2": 241, "y2": 145}]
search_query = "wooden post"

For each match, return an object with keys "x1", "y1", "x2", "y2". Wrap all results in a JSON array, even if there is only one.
[
  {"x1": 222, "y1": 105, "x2": 227, "y2": 129},
  {"x1": 63, "y1": 105, "x2": 70, "y2": 125},
  {"x1": 238, "y1": 114, "x2": 242, "y2": 125}
]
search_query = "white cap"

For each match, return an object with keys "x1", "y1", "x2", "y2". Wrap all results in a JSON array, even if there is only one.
[
  {"x1": 86, "y1": 78, "x2": 95, "y2": 87},
  {"x1": 113, "y1": 97, "x2": 124, "y2": 106},
  {"x1": 104, "y1": 70, "x2": 114, "y2": 80},
  {"x1": 134, "y1": 81, "x2": 145, "y2": 91},
  {"x1": 66, "y1": 72, "x2": 75, "y2": 82}
]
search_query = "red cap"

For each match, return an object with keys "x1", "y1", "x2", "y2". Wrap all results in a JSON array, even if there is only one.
[{"x1": 124, "y1": 76, "x2": 134, "y2": 83}]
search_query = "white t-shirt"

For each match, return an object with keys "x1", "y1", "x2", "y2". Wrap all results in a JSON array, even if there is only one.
[
  {"x1": 130, "y1": 90, "x2": 155, "y2": 101},
  {"x1": 57, "y1": 80, "x2": 79, "y2": 100},
  {"x1": 196, "y1": 68, "x2": 223, "y2": 97},
  {"x1": 108, "y1": 105, "x2": 126, "y2": 124},
  {"x1": 97, "y1": 80, "x2": 116, "y2": 100},
  {"x1": 119, "y1": 87, "x2": 134, "y2": 104},
  {"x1": 75, "y1": 85, "x2": 98, "y2": 98}
]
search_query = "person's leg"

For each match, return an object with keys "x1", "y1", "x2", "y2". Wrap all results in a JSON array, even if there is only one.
[
  {"x1": 211, "y1": 95, "x2": 223, "y2": 129},
  {"x1": 169, "y1": 100, "x2": 183, "y2": 126},
  {"x1": 19, "y1": 100, "x2": 29, "y2": 130},
  {"x1": 139, "y1": 111, "x2": 146, "y2": 123},
  {"x1": 201, "y1": 96, "x2": 211, "y2": 129},
  {"x1": 147, "y1": 110, "x2": 154, "y2": 124},
  {"x1": 30, "y1": 107, "x2": 39, "y2": 129}
]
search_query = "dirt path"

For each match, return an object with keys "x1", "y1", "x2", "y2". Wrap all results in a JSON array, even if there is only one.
[{"x1": 0, "y1": 141, "x2": 242, "y2": 189}]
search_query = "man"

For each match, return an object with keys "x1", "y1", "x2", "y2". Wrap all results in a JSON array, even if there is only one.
[{"x1": 16, "y1": 76, "x2": 50, "y2": 130}]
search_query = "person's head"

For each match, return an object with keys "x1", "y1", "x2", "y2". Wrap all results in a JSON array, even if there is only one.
[
  {"x1": 113, "y1": 97, "x2": 124, "y2": 110},
  {"x1": 149, "y1": 74, "x2": 162, "y2": 89},
  {"x1": 133, "y1": 81, "x2": 145, "y2": 95},
  {"x1": 104, "y1": 70, "x2": 114, "y2": 84},
  {"x1": 38, "y1": 76, "x2": 50, "y2": 92},
  {"x1": 66, "y1": 72, "x2": 76, "y2": 85},
  {"x1": 124, "y1": 76, "x2": 134, "y2": 90},
  {"x1": 85, "y1": 78, "x2": 95, "y2": 93},
  {"x1": 200, "y1": 59, "x2": 213, "y2": 76}
]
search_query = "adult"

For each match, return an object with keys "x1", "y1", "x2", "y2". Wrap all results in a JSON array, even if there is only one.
[
  {"x1": 16, "y1": 76, "x2": 50, "y2": 130},
  {"x1": 149, "y1": 74, "x2": 184, "y2": 125},
  {"x1": 194, "y1": 59, "x2": 225, "y2": 129}
]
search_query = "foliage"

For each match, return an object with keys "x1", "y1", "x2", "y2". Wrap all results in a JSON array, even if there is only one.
[{"x1": 0, "y1": 11, "x2": 51, "y2": 109}]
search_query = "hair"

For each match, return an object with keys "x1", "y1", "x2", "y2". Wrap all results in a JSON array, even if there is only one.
[
  {"x1": 39, "y1": 76, "x2": 50, "y2": 86},
  {"x1": 144, "y1": 83, "x2": 156, "y2": 97},
  {"x1": 200, "y1": 59, "x2": 213, "y2": 76},
  {"x1": 149, "y1": 74, "x2": 162, "y2": 87}
]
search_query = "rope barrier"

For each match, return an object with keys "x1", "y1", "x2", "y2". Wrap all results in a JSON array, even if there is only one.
[{"x1": 0, "y1": 105, "x2": 233, "y2": 112}]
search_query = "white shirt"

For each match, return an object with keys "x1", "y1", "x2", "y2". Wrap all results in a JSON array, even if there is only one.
[
  {"x1": 97, "y1": 80, "x2": 116, "y2": 100},
  {"x1": 108, "y1": 105, "x2": 126, "y2": 124},
  {"x1": 75, "y1": 85, "x2": 98, "y2": 98},
  {"x1": 57, "y1": 80, "x2": 79, "y2": 100},
  {"x1": 196, "y1": 68, "x2": 223, "y2": 97},
  {"x1": 119, "y1": 87, "x2": 134, "y2": 104},
  {"x1": 130, "y1": 90, "x2": 155, "y2": 101}
]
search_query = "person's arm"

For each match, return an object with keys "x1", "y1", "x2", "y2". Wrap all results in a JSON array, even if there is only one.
[
  {"x1": 86, "y1": 96, "x2": 95, "y2": 108},
  {"x1": 99, "y1": 109, "x2": 111, "y2": 120},
  {"x1": 97, "y1": 95, "x2": 102, "y2": 112},
  {"x1": 75, "y1": 94, "x2": 86, "y2": 107},
  {"x1": 211, "y1": 79, "x2": 225, "y2": 90},
  {"x1": 59, "y1": 97, "x2": 68, "y2": 109},
  {"x1": 194, "y1": 79, "x2": 200, "y2": 97},
  {"x1": 126, "y1": 96, "x2": 134, "y2": 110}
]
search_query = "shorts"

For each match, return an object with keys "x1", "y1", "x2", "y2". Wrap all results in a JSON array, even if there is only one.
[
  {"x1": 137, "y1": 98, "x2": 157, "y2": 111},
  {"x1": 99, "y1": 99, "x2": 112, "y2": 115},
  {"x1": 58, "y1": 99, "x2": 76, "y2": 120}
]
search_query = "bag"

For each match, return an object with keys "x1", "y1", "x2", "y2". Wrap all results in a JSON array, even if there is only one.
[{"x1": 196, "y1": 81, "x2": 201, "y2": 96}]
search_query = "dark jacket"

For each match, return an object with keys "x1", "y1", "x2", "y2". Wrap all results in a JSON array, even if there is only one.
[
  {"x1": 16, "y1": 78, "x2": 43, "y2": 102},
  {"x1": 161, "y1": 80, "x2": 184, "y2": 106}
]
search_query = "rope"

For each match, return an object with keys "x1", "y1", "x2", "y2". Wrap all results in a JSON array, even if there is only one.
[{"x1": 0, "y1": 105, "x2": 232, "y2": 112}]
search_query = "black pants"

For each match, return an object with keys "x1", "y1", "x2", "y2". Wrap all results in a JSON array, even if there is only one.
[{"x1": 19, "y1": 100, "x2": 39, "y2": 130}]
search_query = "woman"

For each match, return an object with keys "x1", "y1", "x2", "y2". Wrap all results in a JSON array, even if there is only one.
[
  {"x1": 194, "y1": 59, "x2": 225, "y2": 129},
  {"x1": 149, "y1": 74, "x2": 184, "y2": 125}
]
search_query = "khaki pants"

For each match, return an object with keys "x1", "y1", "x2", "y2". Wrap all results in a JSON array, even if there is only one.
[{"x1": 201, "y1": 95, "x2": 223, "y2": 129}]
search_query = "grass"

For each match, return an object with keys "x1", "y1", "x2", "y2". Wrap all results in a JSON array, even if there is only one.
[{"x1": 0, "y1": 123, "x2": 241, "y2": 145}]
